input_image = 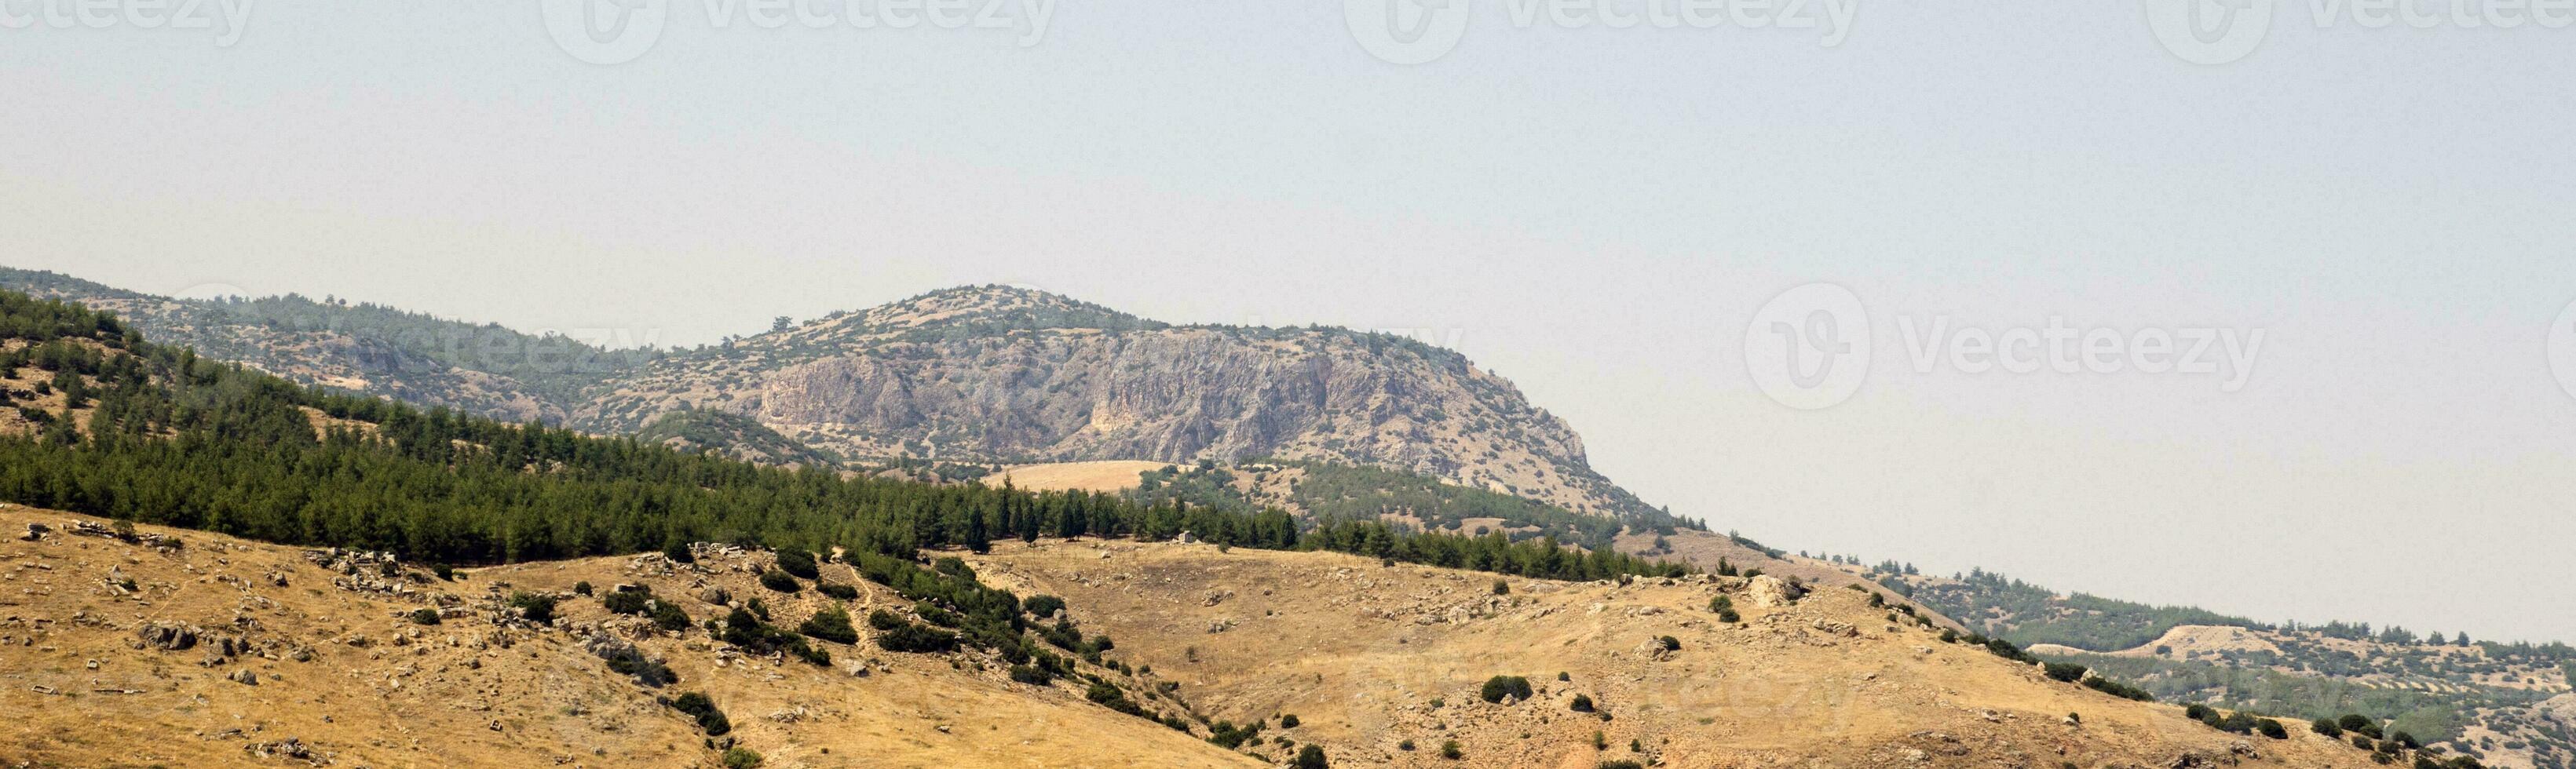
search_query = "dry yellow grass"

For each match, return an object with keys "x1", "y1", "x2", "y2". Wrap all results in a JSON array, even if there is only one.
[
  {"x1": 0, "y1": 506, "x2": 1252, "y2": 768},
  {"x1": 981, "y1": 461, "x2": 1175, "y2": 494},
  {"x1": 967, "y1": 540, "x2": 2384, "y2": 768}
]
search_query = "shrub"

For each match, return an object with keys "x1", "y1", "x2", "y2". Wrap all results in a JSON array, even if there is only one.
[
  {"x1": 1398, "y1": 739, "x2": 1416, "y2": 751},
  {"x1": 651, "y1": 601, "x2": 692, "y2": 632},
  {"x1": 1558, "y1": 672, "x2": 1571, "y2": 682},
  {"x1": 2340, "y1": 714, "x2": 2374, "y2": 731},
  {"x1": 1599, "y1": 762, "x2": 1646, "y2": 769},
  {"x1": 722, "y1": 746, "x2": 762, "y2": 769},
  {"x1": 798, "y1": 607, "x2": 860, "y2": 644},
  {"x1": 2044, "y1": 661, "x2": 2088, "y2": 683},
  {"x1": 1571, "y1": 694, "x2": 1595, "y2": 713},
  {"x1": 1008, "y1": 665, "x2": 1053, "y2": 686},
  {"x1": 2313, "y1": 718, "x2": 2344, "y2": 738},
  {"x1": 817, "y1": 582, "x2": 858, "y2": 600},
  {"x1": 1656, "y1": 636, "x2": 1681, "y2": 652},
  {"x1": 2353, "y1": 735, "x2": 2377, "y2": 750},
  {"x1": 509, "y1": 592, "x2": 558, "y2": 625},
  {"x1": 604, "y1": 589, "x2": 652, "y2": 616},
  {"x1": 1025, "y1": 594, "x2": 1067, "y2": 618},
  {"x1": 2257, "y1": 718, "x2": 2289, "y2": 739},
  {"x1": 1492, "y1": 579, "x2": 1510, "y2": 596},
  {"x1": 1708, "y1": 596, "x2": 1741, "y2": 623},
  {"x1": 1480, "y1": 676, "x2": 1533, "y2": 704},
  {"x1": 2186, "y1": 704, "x2": 2212, "y2": 721},
  {"x1": 1440, "y1": 740, "x2": 1463, "y2": 760},
  {"x1": 663, "y1": 691, "x2": 731, "y2": 736},
  {"x1": 2216, "y1": 711, "x2": 2259, "y2": 734},
  {"x1": 1280, "y1": 713, "x2": 1300, "y2": 728},
  {"x1": 663, "y1": 541, "x2": 694, "y2": 564},
  {"x1": 1292, "y1": 745, "x2": 1328, "y2": 769},
  {"x1": 868, "y1": 609, "x2": 908, "y2": 631},
  {"x1": 409, "y1": 608, "x2": 442, "y2": 625},
  {"x1": 1593, "y1": 730, "x2": 1607, "y2": 749},
  {"x1": 775, "y1": 549, "x2": 820, "y2": 579},
  {"x1": 759, "y1": 570, "x2": 802, "y2": 593},
  {"x1": 572, "y1": 581, "x2": 593, "y2": 596},
  {"x1": 875, "y1": 621, "x2": 960, "y2": 654}
]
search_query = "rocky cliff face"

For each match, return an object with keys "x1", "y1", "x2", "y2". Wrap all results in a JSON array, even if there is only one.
[{"x1": 576, "y1": 286, "x2": 1651, "y2": 519}]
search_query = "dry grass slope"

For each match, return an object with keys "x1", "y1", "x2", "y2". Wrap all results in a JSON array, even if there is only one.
[{"x1": 0, "y1": 506, "x2": 1253, "y2": 768}]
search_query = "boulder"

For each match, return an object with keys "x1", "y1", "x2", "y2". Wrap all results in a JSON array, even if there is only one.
[
  {"x1": 136, "y1": 622, "x2": 199, "y2": 651},
  {"x1": 1746, "y1": 575, "x2": 1804, "y2": 608}
]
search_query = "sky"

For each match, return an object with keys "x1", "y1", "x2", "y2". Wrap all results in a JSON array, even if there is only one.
[{"x1": 5, "y1": 1, "x2": 2574, "y2": 641}]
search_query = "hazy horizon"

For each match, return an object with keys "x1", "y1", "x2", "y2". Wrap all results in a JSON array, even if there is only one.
[{"x1": 9, "y1": 2, "x2": 2574, "y2": 643}]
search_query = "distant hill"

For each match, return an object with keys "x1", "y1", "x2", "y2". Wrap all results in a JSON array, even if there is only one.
[
  {"x1": 634, "y1": 408, "x2": 842, "y2": 468},
  {"x1": 0, "y1": 267, "x2": 655, "y2": 422},
  {"x1": 1873, "y1": 565, "x2": 2576, "y2": 767}
]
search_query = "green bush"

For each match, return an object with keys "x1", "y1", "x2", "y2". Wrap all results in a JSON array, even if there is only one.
[
  {"x1": 651, "y1": 601, "x2": 692, "y2": 632},
  {"x1": 604, "y1": 589, "x2": 652, "y2": 615},
  {"x1": 409, "y1": 608, "x2": 442, "y2": 625},
  {"x1": 798, "y1": 606, "x2": 860, "y2": 644},
  {"x1": 1280, "y1": 713, "x2": 1300, "y2": 728},
  {"x1": 1024, "y1": 594, "x2": 1066, "y2": 618},
  {"x1": 1570, "y1": 694, "x2": 1595, "y2": 713},
  {"x1": 2312, "y1": 717, "x2": 2344, "y2": 738},
  {"x1": 1599, "y1": 762, "x2": 1646, "y2": 769},
  {"x1": 2256, "y1": 718, "x2": 2289, "y2": 739},
  {"x1": 663, "y1": 691, "x2": 731, "y2": 736},
  {"x1": 774, "y1": 549, "x2": 820, "y2": 580},
  {"x1": 817, "y1": 582, "x2": 858, "y2": 600},
  {"x1": 722, "y1": 745, "x2": 762, "y2": 768},
  {"x1": 1492, "y1": 578, "x2": 1510, "y2": 596},
  {"x1": 573, "y1": 581, "x2": 593, "y2": 596},
  {"x1": 1440, "y1": 740, "x2": 1463, "y2": 760},
  {"x1": 2043, "y1": 661, "x2": 2088, "y2": 683},
  {"x1": 509, "y1": 592, "x2": 557, "y2": 625},
  {"x1": 1292, "y1": 745, "x2": 1328, "y2": 769},
  {"x1": 875, "y1": 621, "x2": 960, "y2": 654},
  {"x1": 759, "y1": 570, "x2": 802, "y2": 593},
  {"x1": 1479, "y1": 676, "x2": 1533, "y2": 704}
]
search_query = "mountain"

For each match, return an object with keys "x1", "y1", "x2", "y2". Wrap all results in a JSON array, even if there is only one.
[
  {"x1": 575, "y1": 285, "x2": 1683, "y2": 531},
  {"x1": 1, "y1": 270, "x2": 1687, "y2": 534}
]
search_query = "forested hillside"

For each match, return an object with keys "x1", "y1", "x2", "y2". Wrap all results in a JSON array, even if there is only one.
[
  {"x1": 0, "y1": 267, "x2": 656, "y2": 422},
  {"x1": 0, "y1": 286, "x2": 1687, "y2": 582},
  {"x1": 1880, "y1": 566, "x2": 2576, "y2": 767}
]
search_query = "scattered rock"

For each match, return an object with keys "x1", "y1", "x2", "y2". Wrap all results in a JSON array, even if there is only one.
[{"x1": 228, "y1": 669, "x2": 258, "y2": 686}]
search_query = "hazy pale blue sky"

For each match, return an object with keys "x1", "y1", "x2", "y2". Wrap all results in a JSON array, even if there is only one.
[{"x1": 6, "y1": 2, "x2": 2574, "y2": 640}]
